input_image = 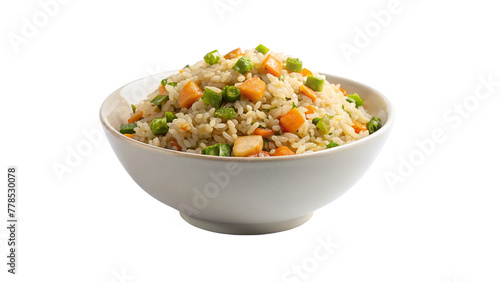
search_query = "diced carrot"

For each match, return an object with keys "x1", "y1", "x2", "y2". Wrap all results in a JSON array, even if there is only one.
[
  {"x1": 238, "y1": 77, "x2": 266, "y2": 102},
  {"x1": 262, "y1": 54, "x2": 283, "y2": 77},
  {"x1": 124, "y1": 134, "x2": 133, "y2": 138},
  {"x1": 279, "y1": 108, "x2": 305, "y2": 132},
  {"x1": 300, "y1": 85, "x2": 317, "y2": 102},
  {"x1": 253, "y1": 127, "x2": 274, "y2": 138},
  {"x1": 158, "y1": 85, "x2": 167, "y2": 94},
  {"x1": 179, "y1": 69, "x2": 184, "y2": 74},
  {"x1": 305, "y1": 105, "x2": 316, "y2": 116},
  {"x1": 249, "y1": 151, "x2": 271, "y2": 157},
  {"x1": 339, "y1": 87, "x2": 346, "y2": 95},
  {"x1": 224, "y1": 48, "x2": 243, "y2": 59},
  {"x1": 169, "y1": 139, "x2": 181, "y2": 151},
  {"x1": 178, "y1": 80, "x2": 203, "y2": 108},
  {"x1": 301, "y1": 68, "x2": 313, "y2": 76},
  {"x1": 352, "y1": 120, "x2": 367, "y2": 134},
  {"x1": 128, "y1": 110, "x2": 143, "y2": 124},
  {"x1": 272, "y1": 146, "x2": 296, "y2": 156}
]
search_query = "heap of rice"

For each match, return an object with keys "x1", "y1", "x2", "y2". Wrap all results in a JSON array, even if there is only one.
[{"x1": 125, "y1": 47, "x2": 374, "y2": 156}]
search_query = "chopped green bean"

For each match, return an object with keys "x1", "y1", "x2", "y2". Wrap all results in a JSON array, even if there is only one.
[
  {"x1": 367, "y1": 117, "x2": 382, "y2": 134},
  {"x1": 131, "y1": 104, "x2": 136, "y2": 113},
  {"x1": 184, "y1": 65, "x2": 190, "y2": 69},
  {"x1": 221, "y1": 85, "x2": 241, "y2": 103},
  {"x1": 255, "y1": 44, "x2": 269, "y2": 54},
  {"x1": 202, "y1": 143, "x2": 232, "y2": 157},
  {"x1": 312, "y1": 117, "x2": 322, "y2": 125},
  {"x1": 326, "y1": 140, "x2": 339, "y2": 148},
  {"x1": 150, "y1": 95, "x2": 168, "y2": 110},
  {"x1": 347, "y1": 93, "x2": 364, "y2": 108},
  {"x1": 232, "y1": 56, "x2": 253, "y2": 74},
  {"x1": 165, "y1": 111, "x2": 176, "y2": 122},
  {"x1": 214, "y1": 107, "x2": 236, "y2": 119},
  {"x1": 202, "y1": 87, "x2": 223, "y2": 108},
  {"x1": 285, "y1": 58, "x2": 303, "y2": 72},
  {"x1": 161, "y1": 79, "x2": 168, "y2": 86},
  {"x1": 305, "y1": 75, "x2": 324, "y2": 92},
  {"x1": 167, "y1": 82, "x2": 177, "y2": 87},
  {"x1": 119, "y1": 123, "x2": 137, "y2": 134},
  {"x1": 204, "y1": 50, "x2": 220, "y2": 65},
  {"x1": 346, "y1": 97, "x2": 356, "y2": 104},
  {"x1": 150, "y1": 117, "x2": 169, "y2": 135}
]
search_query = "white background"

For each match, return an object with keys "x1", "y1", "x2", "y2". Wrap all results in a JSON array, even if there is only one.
[{"x1": 1, "y1": 0, "x2": 499, "y2": 281}]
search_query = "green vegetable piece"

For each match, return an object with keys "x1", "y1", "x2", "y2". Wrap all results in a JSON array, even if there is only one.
[
  {"x1": 232, "y1": 56, "x2": 253, "y2": 74},
  {"x1": 346, "y1": 97, "x2": 356, "y2": 104},
  {"x1": 131, "y1": 104, "x2": 136, "y2": 113},
  {"x1": 161, "y1": 79, "x2": 168, "y2": 86},
  {"x1": 184, "y1": 65, "x2": 190, "y2": 68},
  {"x1": 204, "y1": 50, "x2": 220, "y2": 65},
  {"x1": 214, "y1": 107, "x2": 236, "y2": 119},
  {"x1": 316, "y1": 115, "x2": 331, "y2": 135},
  {"x1": 202, "y1": 143, "x2": 232, "y2": 157},
  {"x1": 292, "y1": 102, "x2": 297, "y2": 109},
  {"x1": 255, "y1": 44, "x2": 269, "y2": 54},
  {"x1": 312, "y1": 117, "x2": 322, "y2": 125},
  {"x1": 347, "y1": 93, "x2": 364, "y2": 108},
  {"x1": 326, "y1": 140, "x2": 339, "y2": 148},
  {"x1": 221, "y1": 86, "x2": 241, "y2": 103},
  {"x1": 150, "y1": 117, "x2": 169, "y2": 135},
  {"x1": 367, "y1": 117, "x2": 382, "y2": 134},
  {"x1": 285, "y1": 58, "x2": 303, "y2": 72},
  {"x1": 165, "y1": 111, "x2": 176, "y2": 122},
  {"x1": 218, "y1": 144, "x2": 231, "y2": 157},
  {"x1": 305, "y1": 75, "x2": 324, "y2": 92},
  {"x1": 202, "y1": 87, "x2": 223, "y2": 108},
  {"x1": 167, "y1": 82, "x2": 178, "y2": 87},
  {"x1": 150, "y1": 95, "x2": 168, "y2": 110},
  {"x1": 119, "y1": 123, "x2": 137, "y2": 134},
  {"x1": 202, "y1": 144, "x2": 219, "y2": 156}
]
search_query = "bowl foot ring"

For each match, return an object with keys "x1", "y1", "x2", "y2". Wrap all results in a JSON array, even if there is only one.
[{"x1": 179, "y1": 213, "x2": 313, "y2": 235}]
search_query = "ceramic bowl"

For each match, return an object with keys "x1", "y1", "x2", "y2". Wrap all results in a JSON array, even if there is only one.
[{"x1": 100, "y1": 71, "x2": 394, "y2": 234}]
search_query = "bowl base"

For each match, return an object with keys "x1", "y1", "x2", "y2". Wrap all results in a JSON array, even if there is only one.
[{"x1": 179, "y1": 213, "x2": 313, "y2": 235}]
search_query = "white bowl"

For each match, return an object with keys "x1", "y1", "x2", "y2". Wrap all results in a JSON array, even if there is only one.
[{"x1": 100, "y1": 71, "x2": 394, "y2": 234}]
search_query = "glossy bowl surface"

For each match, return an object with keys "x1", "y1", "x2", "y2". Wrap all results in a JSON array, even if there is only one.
[{"x1": 100, "y1": 71, "x2": 394, "y2": 234}]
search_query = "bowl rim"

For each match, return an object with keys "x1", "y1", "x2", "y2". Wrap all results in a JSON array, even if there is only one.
[{"x1": 100, "y1": 71, "x2": 395, "y2": 162}]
